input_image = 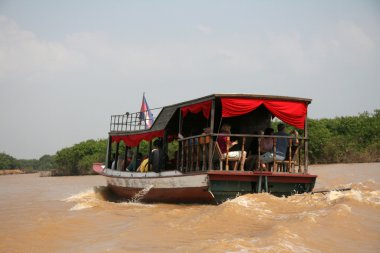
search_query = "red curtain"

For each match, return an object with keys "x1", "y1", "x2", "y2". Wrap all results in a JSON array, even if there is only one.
[
  {"x1": 111, "y1": 130, "x2": 164, "y2": 147},
  {"x1": 181, "y1": 100, "x2": 212, "y2": 119},
  {"x1": 221, "y1": 98, "x2": 308, "y2": 129}
]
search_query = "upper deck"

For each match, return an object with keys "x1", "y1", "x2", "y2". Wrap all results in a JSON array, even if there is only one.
[
  {"x1": 109, "y1": 93, "x2": 312, "y2": 135},
  {"x1": 106, "y1": 93, "x2": 312, "y2": 175}
]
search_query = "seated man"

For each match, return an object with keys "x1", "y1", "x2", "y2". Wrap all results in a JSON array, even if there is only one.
[
  {"x1": 136, "y1": 156, "x2": 149, "y2": 172},
  {"x1": 245, "y1": 130, "x2": 263, "y2": 170},
  {"x1": 275, "y1": 123, "x2": 289, "y2": 161},
  {"x1": 150, "y1": 139, "x2": 167, "y2": 172},
  {"x1": 259, "y1": 124, "x2": 288, "y2": 164},
  {"x1": 127, "y1": 152, "x2": 142, "y2": 171}
]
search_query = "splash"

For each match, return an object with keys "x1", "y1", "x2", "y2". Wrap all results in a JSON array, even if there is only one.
[
  {"x1": 63, "y1": 189, "x2": 98, "y2": 211},
  {"x1": 62, "y1": 186, "x2": 113, "y2": 211},
  {"x1": 130, "y1": 185, "x2": 154, "y2": 203},
  {"x1": 326, "y1": 189, "x2": 380, "y2": 206}
]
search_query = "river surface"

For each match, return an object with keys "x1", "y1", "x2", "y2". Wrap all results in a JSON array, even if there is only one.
[{"x1": 0, "y1": 163, "x2": 379, "y2": 253}]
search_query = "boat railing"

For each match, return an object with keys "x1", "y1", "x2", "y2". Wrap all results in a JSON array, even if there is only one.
[
  {"x1": 110, "y1": 108, "x2": 161, "y2": 132},
  {"x1": 177, "y1": 133, "x2": 308, "y2": 174}
]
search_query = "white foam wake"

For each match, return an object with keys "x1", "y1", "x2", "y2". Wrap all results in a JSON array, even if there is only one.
[
  {"x1": 130, "y1": 185, "x2": 154, "y2": 202},
  {"x1": 63, "y1": 189, "x2": 97, "y2": 211}
]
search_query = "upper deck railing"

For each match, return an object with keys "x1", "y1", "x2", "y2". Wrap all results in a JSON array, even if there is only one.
[
  {"x1": 177, "y1": 133, "x2": 308, "y2": 174},
  {"x1": 110, "y1": 108, "x2": 161, "y2": 132}
]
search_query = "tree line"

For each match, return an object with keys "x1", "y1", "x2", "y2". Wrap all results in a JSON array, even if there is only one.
[
  {"x1": 1, "y1": 110, "x2": 379, "y2": 174},
  {"x1": 308, "y1": 110, "x2": 379, "y2": 164}
]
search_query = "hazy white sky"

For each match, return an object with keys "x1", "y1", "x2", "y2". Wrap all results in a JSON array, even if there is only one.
[{"x1": 0, "y1": 0, "x2": 379, "y2": 159}]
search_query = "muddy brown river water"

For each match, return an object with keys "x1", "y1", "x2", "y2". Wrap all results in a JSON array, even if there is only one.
[{"x1": 0, "y1": 163, "x2": 379, "y2": 253}]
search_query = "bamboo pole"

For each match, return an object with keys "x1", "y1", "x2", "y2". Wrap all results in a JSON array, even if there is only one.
[
  {"x1": 196, "y1": 139, "x2": 200, "y2": 171},
  {"x1": 202, "y1": 136, "x2": 206, "y2": 171},
  {"x1": 304, "y1": 111, "x2": 309, "y2": 174},
  {"x1": 240, "y1": 137, "x2": 246, "y2": 171},
  {"x1": 273, "y1": 137, "x2": 277, "y2": 172},
  {"x1": 226, "y1": 136, "x2": 230, "y2": 171},
  {"x1": 208, "y1": 100, "x2": 215, "y2": 171}
]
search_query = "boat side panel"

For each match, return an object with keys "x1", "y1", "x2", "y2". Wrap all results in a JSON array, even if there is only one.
[
  {"x1": 106, "y1": 173, "x2": 209, "y2": 189},
  {"x1": 208, "y1": 171, "x2": 317, "y2": 203},
  {"x1": 208, "y1": 171, "x2": 317, "y2": 184},
  {"x1": 108, "y1": 185, "x2": 215, "y2": 204},
  {"x1": 105, "y1": 173, "x2": 215, "y2": 204}
]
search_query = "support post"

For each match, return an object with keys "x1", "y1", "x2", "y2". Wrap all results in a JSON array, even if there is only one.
[
  {"x1": 148, "y1": 140, "x2": 152, "y2": 171},
  {"x1": 202, "y1": 138, "x2": 206, "y2": 171},
  {"x1": 273, "y1": 137, "x2": 277, "y2": 172},
  {"x1": 304, "y1": 111, "x2": 309, "y2": 174},
  {"x1": 240, "y1": 137, "x2": 246, "y2": 171},
  {"x1": 257, "y1": 136, "x2": 261, "y2": 170},
  {"x1": 257, "y1": 176, "x2": 262, "y2": 193},
  {"x1": 114, "y1": 141, "x2": 120, "y2": 170},
  {"x1": 208, "y1": 100, "x2": 215, "y2": 171},
  {"x1": 264, "y1": 176, "x2": 268, "y2": 192},
  {"x1": 106, "y1": 136, "x2": 112, "y2": 169},
  {"x1": 123, "y1": 144, "x2": 129, "y2": 171},
  {"x1": 225, "y1": 136, "x2": 230, "y2": 171}
]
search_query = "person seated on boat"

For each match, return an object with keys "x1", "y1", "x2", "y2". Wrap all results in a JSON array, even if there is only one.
[
  {"x1": 150, "y1": 138, "x2": 164, "y2": 172},
  {"x1": 168, "y1": 151, "x2": 178, "y2": 170},
  {"x1": 124, "y1": 150, "x2": 133, "y2": 168},
  {"x1": 136, "y1": 156, "x2": 149, "y2": 172},
  {"x1": 217, "y1": 124, "x2": 245, "y2": 159},
  {"x1": 245, "y1": 130, "x2": 263, "y2": 170},
  {"x1": 259, "y1": 124, "x2": 290, "y2": 164},
  {"x1": 126, "y1": 152, "x2": 143, "y2": 171},
  {"x1": 274, "y1": 123, "x2": 289, "y2": 161},
  {"x1": 289, "y1": 129, "x2": 300, "y2": 147},
  {"x1": 258, "y1": 127, "x2": 275, "y2": 165},
  {"x1": 111, "y1": 153, "x2": 116, "y2": 170},
  {"x1": 117, "y1": 156, "x2": 125, "y2": 171}
]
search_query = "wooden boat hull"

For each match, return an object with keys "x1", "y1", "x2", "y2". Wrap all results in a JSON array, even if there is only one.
[
  {"x1": 208, "y1": 171, "x2": 317, "y2": 203},
  {"x1": 93, "y1": 163, "x2": 317, "y2": 204},
  {"x1": 108, "y1": 185, "x2": 215, "y2": 204}
]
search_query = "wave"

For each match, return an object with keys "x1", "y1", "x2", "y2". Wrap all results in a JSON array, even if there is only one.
[
  {"x1": 62, "y1": 186, "x2": 156, "y2": 211},
  {"x1": 62, "y1": 179, "x2": 379, "y2": 215}
]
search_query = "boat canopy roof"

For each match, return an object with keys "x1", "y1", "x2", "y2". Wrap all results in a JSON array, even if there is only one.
[{"x1": 110, "y1": 93, "x2": 312, "y2": 146}]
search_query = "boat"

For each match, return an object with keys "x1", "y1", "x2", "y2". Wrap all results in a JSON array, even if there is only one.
[{"x1": 93, "y1": 94, "x2": 317, "y2": 204}]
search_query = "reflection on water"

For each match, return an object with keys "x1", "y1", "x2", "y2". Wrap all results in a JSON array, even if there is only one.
[{"x1": 0, "y1": 163, "x2": 379, "y2": 253}]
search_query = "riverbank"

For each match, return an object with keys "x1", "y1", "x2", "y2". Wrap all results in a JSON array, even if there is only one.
[{"x1": 0, "y1": 169, "x2": 25, "y2": 175}]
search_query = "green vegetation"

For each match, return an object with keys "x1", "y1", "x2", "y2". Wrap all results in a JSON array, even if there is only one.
[
  {"x1": 0, "y1": 152, "x2": 55, "y2": 173},
  {"x1": 308, "y1": 110, "x2": 380, "y2": 164},
  {"x1": 54, "y1": 139, "x2": 107, "y2": 175},
  {"x1": 0, "y1": 153, "x2": 17, "y2": 169},
  {"x1": 1, "y1": 110, "x2": 379, "y2": 175}
]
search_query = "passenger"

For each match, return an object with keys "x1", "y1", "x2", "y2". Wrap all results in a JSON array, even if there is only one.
[
  {"x1": 117, "y1": 156, "x2": 125, "y2": 171},
  {"x1": 136, "y1": 156, "x2": 149, "y2": 172},
  {"x1": 260, "y1": 127, "x2": 274, "y2": 153},
  {"x1": 127, "y1": 152, "x2": 142, "y2": 171},
  {"x1": 290, "y1": 129, "x2": 300, "y2": 146},
  {"x1": 285, "y1": 129, "x2": 300, "y2": 162},
  {"x1": 259, "y1": 127, "x2": 275, "y2": 164},
  {"x1": 217, "y1": 124, "x2": 245, "y2": 159},
  {"x1": 274, "y1": 123, "x2": 289, "y2": 161},
  {"x1": 169, "y1": 150, "x2": 178, "y2": 169},
  {"x1": 111, "y1": 153, "x2": 116, "y2": 170},
  {"x1": 245, "y1": 130, "x2": 264, "y2": 170},
  {"x1": 259, "y1": 124, "x2": 291, "y2": 166},
  {"x1": 150, "y1": 139, "x2": 164, "y2": 172}
]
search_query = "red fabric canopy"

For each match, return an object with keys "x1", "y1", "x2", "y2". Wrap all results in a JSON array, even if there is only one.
[
  {"x1": 221, "y1": 98, "x2": 308, "y2": 129},
  {"x1": 181, "y1": 100, "x2": 212, "y2": 119},
  {"x1": 111, "y1": 130, "x2": 164, "y2": 147}
]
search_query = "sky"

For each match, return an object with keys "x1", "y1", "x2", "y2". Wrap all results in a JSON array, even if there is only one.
[{"x1": 0, "y1": 0, "x2": 379, "y2": 159}]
